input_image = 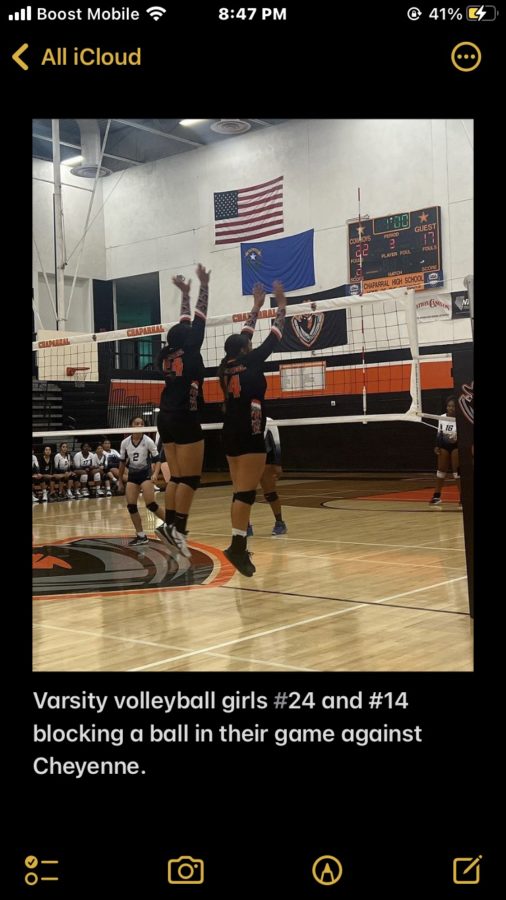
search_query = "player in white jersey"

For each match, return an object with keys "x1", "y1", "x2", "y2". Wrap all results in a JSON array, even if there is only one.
[
  {"x1": 117, "y1": 416, "x2": 165, "y2": 546},
  {"x1": 101, "y1": 438, "x2": 123, "y2": 495},
  {"x1": 32, "y1": 451, "x2": 43, "y2": 502},
  {"x1": 53, "y1": 441, "x2": 77, "y2": 500},
  {"x1": 150, "y1": 432, "x2": 168, "y2": 492},
  {"x1": 247, "y1": 419, "x2": 288, "y2": 536},
  {"x1": 429, "y1": 396, "x2": 461, "y2": 505},
  {"x1": 73, "y1": 442, "x2": 100, "y2": 498}
]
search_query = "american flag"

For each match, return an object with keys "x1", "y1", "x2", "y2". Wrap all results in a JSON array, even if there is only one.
[{"x1": 214, "y1": 175, "x2": 284, "y2": 245}]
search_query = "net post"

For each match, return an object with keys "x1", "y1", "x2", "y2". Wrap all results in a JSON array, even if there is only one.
[{"x1": 403, "y1": 289, "x2": 422, "y2": 416}]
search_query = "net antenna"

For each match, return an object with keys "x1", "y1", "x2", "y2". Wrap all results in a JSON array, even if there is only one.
[
  {"x1": 358, "y1": 187, "x2": 367, "y2": 422},
  {"x1": 66, "y1": 366, "x2": 90, "y2": 388}
]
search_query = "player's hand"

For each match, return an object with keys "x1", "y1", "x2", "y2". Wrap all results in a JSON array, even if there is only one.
[
  {"x1": 196, "y1": 264, "x2": 211, "y2": 286},
  {"x1": 172, "y1": 274, "x2": 191, "y2": 294},
  {"x1": 252, "y1": 283, "x2": 266, "y2": 309},
  {"x1": 434, "y1": 447, "x2": 441, "y2": 455},
  {"x1": 273, "y1": 280, "x2": 287, "y2": 308}
]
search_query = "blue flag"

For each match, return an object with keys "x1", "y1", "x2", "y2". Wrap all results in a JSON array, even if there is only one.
[{"x1": 241, "y1": 229, "x2": 315, "y2": 295}]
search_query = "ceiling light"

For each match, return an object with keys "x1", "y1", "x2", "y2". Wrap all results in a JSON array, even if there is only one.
[
  {"x1": 62, "y1": 155, "x2": 83, "y2": 166},
  {"x1": 179, "y1": 119, "x2": 205, "y2": 127}
]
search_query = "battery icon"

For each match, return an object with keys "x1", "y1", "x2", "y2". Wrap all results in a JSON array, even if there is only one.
[{"x1": 466, "y1": 5, "x2": 497, "y2": 20}]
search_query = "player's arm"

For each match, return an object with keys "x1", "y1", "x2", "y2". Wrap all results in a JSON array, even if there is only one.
[
  {"x1": 172, "y1": 274, "x2": 192, "y2": 323},
  {"x1": 241, "y1": 283, "x2": 266, "y2": 336},
  {"x1": 245, "y1": 280, "x2": 286, "y2": 365}
]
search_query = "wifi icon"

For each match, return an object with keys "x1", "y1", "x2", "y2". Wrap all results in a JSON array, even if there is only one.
[{"x1": 146, "y1": 5, "x2": 166, "y2": 19}]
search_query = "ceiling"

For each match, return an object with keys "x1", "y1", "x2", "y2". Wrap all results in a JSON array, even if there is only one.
[{"x1": 32, "y1": 118, "x2": 290, "y2": 174}]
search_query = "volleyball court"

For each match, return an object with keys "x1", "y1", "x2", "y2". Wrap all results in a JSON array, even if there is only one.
[{"x1": 32, "y1": 287, "x2": 471, "y2": 672}]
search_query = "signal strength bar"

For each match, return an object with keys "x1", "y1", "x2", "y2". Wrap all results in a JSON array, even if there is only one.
[{"x1": 9, "y1": 6, "x2": 32, "y2": 19}]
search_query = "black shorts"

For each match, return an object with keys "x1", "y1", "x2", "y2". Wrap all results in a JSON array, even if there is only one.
[
  {"x1": 157, "y1": 411, "x2": 203, "y2": 445},
  {"x1": 127, "y1": 466, "x2": 152, "y2": 486},
  {"x1": 439, "y1": 441, "x2": 458, "y2": 453},
  {"x1": 222, "y1": 426, "x2": 267, "y2": 458},
  {"x1": 266, "y1": 446, "x2": 281, "y2": 466}
]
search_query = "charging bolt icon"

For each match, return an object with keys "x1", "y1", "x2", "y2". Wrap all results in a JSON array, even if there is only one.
[{"x1": 466, "y1": 5, "x2": 497, "y2": 20}]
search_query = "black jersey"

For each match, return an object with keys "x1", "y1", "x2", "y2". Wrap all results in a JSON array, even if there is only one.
[
  {"x1": 157, "y1": 286, "x2": 208, "y2": 418},
  {"x1": 39, "y1": 455, "x2": 54, "y2": 475},
  {"x1": 222, "y1": 320, "x2": 284, "y2": 432}
]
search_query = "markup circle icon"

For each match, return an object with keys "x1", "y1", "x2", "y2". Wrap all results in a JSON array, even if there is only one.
[{"x1": 312, "y1": 855, "x2": 343, "y2": 885}]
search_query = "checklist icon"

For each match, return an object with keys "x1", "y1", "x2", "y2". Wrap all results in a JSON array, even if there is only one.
[
  {"x1": 23, "y1": 855, "x2": 60, "y2": 886},
  {"x1": 453, "y1": 855, "x2": 483, "y2": 885}
]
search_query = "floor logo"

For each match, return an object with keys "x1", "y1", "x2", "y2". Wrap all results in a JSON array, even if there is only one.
[{"x1": 33, "y1": 536, "x2": 233, "y2": 597}]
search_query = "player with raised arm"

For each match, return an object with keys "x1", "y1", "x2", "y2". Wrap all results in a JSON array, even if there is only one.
[
  {"x1": 218, "y1": 281, "x2": 287, "y2": 576},
  {"x1": 154, "y1": 264, "x2": 210, "y2": 558}
]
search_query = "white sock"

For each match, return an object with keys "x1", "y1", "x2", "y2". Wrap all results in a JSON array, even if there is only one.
[
  {"x1": 137, "y1": 531, "x2": 146, "y2": 538},
  {"x1": 232, "y1": 528, "x2": 247, "y2": 537}
]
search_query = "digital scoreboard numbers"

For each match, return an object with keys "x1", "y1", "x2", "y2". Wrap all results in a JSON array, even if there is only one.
[{"x1": 348, "y1": 206, "x2": 443, "y2": 292}]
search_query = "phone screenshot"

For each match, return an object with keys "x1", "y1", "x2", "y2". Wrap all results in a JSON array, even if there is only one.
[{"x1": 5, "y1": 2, "x2": 495, "y2": 895}]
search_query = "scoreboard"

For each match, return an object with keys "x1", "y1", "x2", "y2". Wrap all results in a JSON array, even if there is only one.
[{"x1": 348, "y1": 206, "x2": 443, "y2": 293}]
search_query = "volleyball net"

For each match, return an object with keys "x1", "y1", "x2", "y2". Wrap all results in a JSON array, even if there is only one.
[{"x1": 32, "y1": 288, "x2": 428, "y2": 440}]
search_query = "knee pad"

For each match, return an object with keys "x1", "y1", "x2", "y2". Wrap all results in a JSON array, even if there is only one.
[
  {"x1": 234, "y1": 490, "x2": 256, "y2": 506},
  {"x1": 436, "y1": 470, "x2": 446, "y2": 480},
  {"x1": 264, "y1": 491, "x2": 278, "y2": 503},
  {"x1": 93, "y1": 472, "x2": 101, "y2": 482},
  {"x1": 127, "y1": 503, "x2": 138, "y2": 515},
  {"x1": 179, "y1": 475, "x2": 201, "y2": 491},
  {"x1": 453, "y1": 472, "x2": 460, "y2": 480},
  {"x1": 170, "y1": 476, "x2": 181, "y2": 485},
  {"x1": 80, "y1": 474, "x2": 88, "y2": 484},
  {"x1": 146, "y1": 501, "x2": 159, "y2": 513}
]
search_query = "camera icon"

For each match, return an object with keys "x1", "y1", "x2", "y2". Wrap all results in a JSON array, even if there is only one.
[{"x1": 168, "y1": 856, "x2": 204, "y2": 885}]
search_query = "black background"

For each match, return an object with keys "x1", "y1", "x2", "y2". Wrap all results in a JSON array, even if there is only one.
[{"x1": 4, "y1": 2, "x2": 495, "y2": 895}]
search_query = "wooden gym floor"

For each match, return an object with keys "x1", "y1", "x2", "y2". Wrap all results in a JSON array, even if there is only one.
[{"x1": 32, "y1": 473, "x2": 472, "y2": 672}]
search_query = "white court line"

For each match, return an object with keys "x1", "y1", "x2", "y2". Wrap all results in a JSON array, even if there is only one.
[
  {"x1": 418, "y1": 535, "x2": 466, "y2": 546},
  {"x1": 195, "y1": 531, "x2": 467, "y2": 553},
  {"x1": 255, "y1": 550, "x2": 464, "y2": 573},
  {"x1": 34, "y1": 624, "x2": 316, "y2": 673},
  {"x1": 372, "y1": 577, "x2": 467, "y2": 603},
  {"x1": 32, "y1": 523, "x2": 466, "y2": 554},
  {"x1": 34, "y1": 622, "x2": 189, "y2": 651},
  {"x1": 33, "y1": 523, "x2": 467, "y2": 558},
  {"x1": 129, "y1": 576, "x2": 468, "y2": 671},
  {"x1": 206, "y1": 652, "x2": 315, "y2": 673}
]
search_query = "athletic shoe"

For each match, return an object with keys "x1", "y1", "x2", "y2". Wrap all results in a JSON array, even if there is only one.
[
  {"x1": 41, "y1": 491, "x2": 48, "y2": 502},
  {"x1": 155, "y1": 523, "x2": 175, "y2": 547},
  {"x1": 223, "y1": 547, "x2": 256, "y2": 577},
  {"x1": 272, "y1": 521, "x2": 288, "y2": 536},
  {"x1": 66, "y1": 490, "x2": 74, "y2": 499},
  {"x1": 171, "y1": 527, "x2": 191, "y2": 558},
  {"x1": 246, "y1": 523, "x2": 254, "y2": 537},
  {"x1": 128, "y1": 535, "x2": 149, "y2": 546},
  {"x1": 155, "y1": 523, "x2": 191, "y2": 558},
  {"x1": 74, "y1": 490, "x2": 82, "y2": 498},
  {"x1": 429, "y1": 495, "x2": 441, "y2": 505},
  {"x1": 32, "y1": 493, "x2": 38, "y2": 503},
  {"x1": 105, "y1": 489, "x2": 112, "y2": 497},
  {"x1": 96, "y1": 489, "x2": 105, "y2": 497}
]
